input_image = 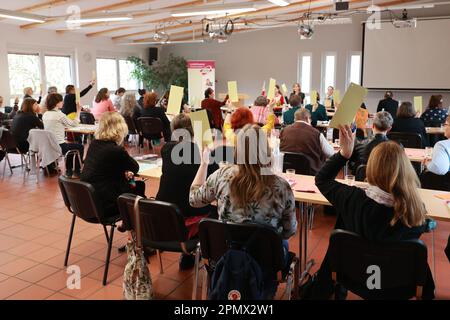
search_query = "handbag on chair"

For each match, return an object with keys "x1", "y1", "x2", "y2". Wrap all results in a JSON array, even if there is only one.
[{"x1": 123, "y1": 196, "x2": 153, "y2": 300}]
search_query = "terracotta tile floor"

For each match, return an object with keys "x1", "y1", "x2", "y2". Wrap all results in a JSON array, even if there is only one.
[{"x1": 0, "y1": 153, "x2": 449, "y2": 300}]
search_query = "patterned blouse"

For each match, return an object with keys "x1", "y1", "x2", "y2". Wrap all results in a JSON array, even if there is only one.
[
  {"x1": 189, "y1": 165, "x2": 297, "y2": 239},
  {"x1": 420, "y1": 108, "x2": 448, "y2": 127}
]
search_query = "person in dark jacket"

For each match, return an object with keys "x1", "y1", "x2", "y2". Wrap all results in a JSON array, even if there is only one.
[
  {"x1": 377, "y1": 91, "x2": 399, "y2": 119},
  {"x1": 201, "y1": 88, "x2": 227, "y2": 129},
  {"x1": 134, "y1": 92, "x2": 171, "y2": 146},
  {"x1": 11, "y1": 98, "x2": 44, "y2": 153},
  {"x1": 137, "y1": 89, "x2": 146, "y2": 108},
  {"x1": 392, "y1": 102, "x2": 429, "y2": 147},
  {"x1": 360, "y1": 111, "x2": 393, "y2": 165},
  {"x1": 62, "y1": 82, "x2": 95, "y2": 116},
  {"x1": 312, "y1": 125, "x2": 435, "y2": 300},
  {"x1": 421, "y1": 95, "x2": 448, "y2": 128},
  {"x1": 304, "y1": 93, "x2": 328, "y2": 127},
  {"x1": 23, "y1": 87, "x2": 41, "y2": 105},
  {"x1": 81, "y1": 112, "x2": 145, "y2": 218},
  {"x1": 289, "y1": 83, "x2": 305, "y2": 105},
  {"x1": 156, "y1": 113, "x2": 218, "y2": 269}
]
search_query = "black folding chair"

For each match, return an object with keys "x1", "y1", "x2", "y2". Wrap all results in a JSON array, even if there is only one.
[
  {"x1": 79, "y1": 112, "x2": 96, "y2": 125},
  {"x1": 136, "y1": 117, "x2": 163, "y2": 152},
  {"x1": 194, "y1": 218, "x2": 299, "y2": 300},
  {"x1": 117, "y1": 194, "x2": 199, "y2": 274},
  {"x1": 0, "y1": 129, "x2": 28, "y2": 178},
  {"x1": 282, "y1": 151, "x2": 314, "y2": 175},
  {"x1": 328, "y1": 229, "x2": 430, "y2": 300},
  {"x1": 420, "y1": 171, "x2": 450, "y2": 191},
  {"x1": 387, "y1": 132, "x2": 423, "y2": 148},
  {"x1": 355, "y1": 164, "x2": 367, "y2": 182},
  {"x1": 58, "y1": 176, "x2": 121, "y2": 285},
  {"x1": 123, "y1": 115, "x2": 139, "y2": 148}
]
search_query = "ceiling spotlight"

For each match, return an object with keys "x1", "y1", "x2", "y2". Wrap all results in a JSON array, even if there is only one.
[
  {"x1": 153, "y1": 31, "x2": 170, "y2": 43},
  {"x1": 298, "y1": 24, "x2": 314, "y2": 39}
]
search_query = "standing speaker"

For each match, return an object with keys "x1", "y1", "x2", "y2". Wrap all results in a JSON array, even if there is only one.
[{"x1": 149, "y1": 47, "x2": 158, "y2": 65}]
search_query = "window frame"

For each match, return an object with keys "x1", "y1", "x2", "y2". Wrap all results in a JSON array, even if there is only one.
[
  {"x1": 298, "y1": 52, "x2": 312, "y2": 104},
  {"x1": 96, "y1": 55, "x2": 141, "y2": 93},
  {"x1": 347, "y1": 51, "x2": 362, "y2": 87},
  {"x1": 321, "y1": 52, "x2": 337, "y2": 96}
]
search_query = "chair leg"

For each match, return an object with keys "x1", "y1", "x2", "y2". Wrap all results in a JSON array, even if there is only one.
[
  {"x1": 192, "y1": 246, "x2": 200, "y2": 300},
  {"x1": 102, "y1": 225, "x2": 115, "y2": 286},
  {"x1": 309, "y1": 206, "x2": 315, "y2": 230},
  {"x1": 102, "y1": 225, "x2": 110, "y2": 243},
  {"x1": 157, "y1": 250, "x2": 164, "y2": 274},
  {"x1": 201, "y1": 267, "x2": 208, "y2": 300},
  {"x1": 64, "y1": 214, "x2": 77, "y2": 266}
]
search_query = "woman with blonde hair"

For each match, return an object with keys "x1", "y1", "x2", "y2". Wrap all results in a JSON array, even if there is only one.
[
  {"x1": 119, "y1": 92, "x2": 140, "y2": 118},
  {"x1": 311, "y1": 125, "x2": 434, "y2": 299},
  {"x1": 81, "y1": 112, "x2": 145, "y2": 217},
  {"x1": 189, "y1": 124, "x2": 297, "y2": 298}
]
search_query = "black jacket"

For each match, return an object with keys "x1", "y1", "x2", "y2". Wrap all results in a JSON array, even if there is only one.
[
  {"x1": 11, "y1": 112, "x2": 44, "y2": 145},
  {"x1": 80, "y1": 140, "x2": 139, "y2": 216},
  {"x1": 377, "y1": 98, "x2": 399, "y2": 119},
  {"x1": 62, "y1": 85, "x2": 93, "y2": 115},
  {"x1": 391, "y1": 117, "x2": 429, "y2": 147},
  {"x1": 133, "y1": 106, "x2": 171, "y2": 142},
  {"x1": 360, "y1": 134, "x2": 389, "y2": 164},
  {"x1": 156, "y1": 141, "x2": 218, "y2": 217}
]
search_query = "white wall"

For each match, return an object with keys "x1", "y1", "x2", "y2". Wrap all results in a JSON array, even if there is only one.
[
  {"x1": 0, "y1": 23, "x2": 146, "y2": 106},
  {"x1": 161, "y1": 15, "x2": 450, "y2": 113}
]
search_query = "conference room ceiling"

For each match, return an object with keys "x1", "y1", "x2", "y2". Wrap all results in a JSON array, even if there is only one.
[{"x1": 0, "y1": 0, "x2": 439, "y2": 43}]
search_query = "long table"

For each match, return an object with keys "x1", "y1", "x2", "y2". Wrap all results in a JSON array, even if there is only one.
[{"x1": 65, "y1": 124, "x2": 98, "y2": 135}]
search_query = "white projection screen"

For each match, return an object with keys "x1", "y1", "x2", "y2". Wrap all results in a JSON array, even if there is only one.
[{"x1": 362, "y1": 18, "x2": 450, "y2": 90}]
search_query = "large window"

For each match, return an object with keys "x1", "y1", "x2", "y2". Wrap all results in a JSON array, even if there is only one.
[
  {"x1": 299, "y1": 54, "x2": 312, "y2": 104},
  {"x1": 8, "y1": 53, "x2": 41, "y2": 97},
  {"x1": 348, "y1": 53, "x2": 361, "y2": 86},
  {"x1": 119, "y1": 59, "x2": 139, "y2": 90},
  {"x1": 45, "y1": 55, "x2": 72, "y2": 93},
  {"x1": 96, "y1": 58, "x2": 118, "y2": 90},
  {"x1": 323, "y1": 54, "x2": 336, "y2": 94}
]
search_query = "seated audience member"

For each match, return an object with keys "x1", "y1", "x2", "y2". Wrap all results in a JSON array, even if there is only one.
[
  {"x1": 359, "y1": 111, "x2": 393, "y2": 165},
  {"x1": 312, "y1": 127, "x2": 435, "y2": 300},
  {"x1": 282, "y1": 94, "x2": 302, "y2": 125},
  {"x1": 11, "y1": 98, "x2": 43, "y2": 153},
  {"x1": 8, "y1": 97, "x2": 20, "y2": 119},
  {"x1": 355, "y1": 103, "x2": 369, "y2": 137},
  {"x1": 92, "y1": 88, "x2": 116, "y2": 121},
  {"x1": 280, "y1": 108, "x2": 334, "y2": 174},
  {"x1": 134, "y1": 92, "x2": 171, "y2": 145},
  {"x1": 40, "y1": 86, "x2": 58, "y2": 114},
  {"x1": 377, "y1": 91, "x2": 399, "y2": 119},
  {"x1": 251, "y1": 96, "x2": 280, "y2": 126},
  {"x1": 305, "y1": 93, "x2": 328, "y2": 127},
  {"x1": 43, "y1": 93, "x2": 83, "y2": 178},
  {"x1": 289, "y1": 83, "x2": 305, "y2": 105},
  {"x1": 137, "y1": 89, "x2": 146, "y2": 108},
  {"x1": 81, "y1": 112, "x2": 145, "y2": 218},
  {"x1": 113, "y1": 88, "x2": 126, "y2": 110},
  {"x1": 119, "y1": 92, "x2": 140, "y2": 119},
  {"x1": 201, "y1": 88, "x2": 227, "y2": 129},
  {"x1": 274, "y1": 85, "x2": 285, "y2": 108},
  {"x1": 157, "y1": 91, "x2": 169, "y2": 110},
  {"x1": 189, "y1": 125, "x2": 297, "y2": 299},
  {"x1": 426, "y1": 115, "x2": 450, "y2": 175},
  {"x1": 23, "y1": 87, "x2": 42, "y2": 104},
  {"x1": 421, "y1": 95, "x2": 448, "y2": 127},
  {"x1": 392, "y1": 102, "x2": 429, "y2": 147},
  {"x1": 156, "y1": 114, "x2": 219, "y2": 269},
  {"x1": 324, "y1": 86, "x2": 335, "y2": 110},
  {"x1": 62, "y1": 82, "x2": 95, "y2": 117},
  {"x1": 0, "y1": 96, "x2": 6, "y2": 120}
]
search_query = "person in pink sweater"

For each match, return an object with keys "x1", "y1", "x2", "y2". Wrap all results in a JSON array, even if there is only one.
[{"x1": 92, "y1": 88, "x2": 116, "y2": 120}]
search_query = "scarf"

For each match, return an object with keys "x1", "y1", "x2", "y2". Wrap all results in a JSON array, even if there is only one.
[{"x1": 365, "y1": 185, "x2": 395, "y2": 207}]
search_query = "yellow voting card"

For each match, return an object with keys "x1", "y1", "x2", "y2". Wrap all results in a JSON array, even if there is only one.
[
  {"x1": 190, "y1": 109, "x2": 213, "y2": 147},
  {"x1": 333, "y1": 90, "x2": 341, "y2": 104},
  {"x1": 167, "y1": 85, "x2": 184, "y2": 115},
  {"x1": 281, "y1": 84, "x2": 288, "y2": 95},
  {"x1": 267, "y1": 78, "x2": 276, "y2": 100},
  {"x1": 414, "y1": 96, "x2": 423, "y2": 114},
  {"x1": 311, "y1": 90, "x2": 318, "y2": 105},
  {"x1": 92, "y1": 70, "x2": 97, "y2": 81},
  {"x1": 329, "y1": 83, "x2": 368, "y2": 129},
  {"x1": 75, "y1": 88, "x2": 81, "y2": 105},
  {"x1": 228, "y1": 81, "x2": 239, "y2": 103}
]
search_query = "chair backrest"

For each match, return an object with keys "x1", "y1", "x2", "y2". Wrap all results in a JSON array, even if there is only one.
[
  {"x1": 79, "y1": 112, "x2": 96, "y2": 125},
  {"x1": 0, "y1": 129, "x2": 18, "y2": 152},
  {"x1": 355, "y1": 164, "x2": 367, "y2": 182},
  {"x1": 420, "y1": 171, "x2": 450, "y2": 191},
  {"x1": 388, "y1": 132, "x2": 423, "y2": 148},
  {"x1": 328, "y1": 229, "x2": 429, "y2": 299},
  {"x1": 123, "y1": 115, "x2": 137, "y2": 134},
  {"x1": 198, "y1": 218, "x2": 285, "y2": 275},
  {"x1": 282, "y1": 151, "x2": 314, "y2": 175},
  {"x1": 137, "y1": 117, "x2": 163, "y2": 138},
  {"x1": 58, "y1": 176, "x2": 105, "y2": 223},
  {"x1": 117, "y1": 194, "x2": 189, "y2": 244}
]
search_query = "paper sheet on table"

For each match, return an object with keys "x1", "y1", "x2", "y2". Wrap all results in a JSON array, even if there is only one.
[
  {"x1": 267, "y1": 78, "x2": 276, "y2": 100},
  {"x1": 138, "y1": 162, "x2": 159, "y2": 173},
  {"x1": 310, "y1": 90, "x2": 318, "y2": 105},
  {"x1": 329, "y1": 83, "x2": 368, "y2": 129},
  {"x1": 294, "y1": 179, "x2": 320, "y2": 193},
  {"x1": 435, "y1": 193, "x2": 450, "y2": 201},
  {"x1": 75, "y1": 88, "x2": 81, "y2": 105},
  {"x1": 190, "y1": 109, "x2": 213, "y2": 147},
  {"x1": 167, "y1": 85, "x2": 184, "y2": 115},
  {"x1": 281, "y1": 84, "x2": 288, "y2": 95},
  {"x1": 405, "y1": 148, "x2": 425, "y2": 158},
  {"x1": 227, "y1": 81, "x2": 239, "y2": 103},
  {"x1": 333, "y1": 90, "x2": 341, "y2": 105},
  {"x1": 414, "y1": 96, "x2": 423, "y2": 114}
]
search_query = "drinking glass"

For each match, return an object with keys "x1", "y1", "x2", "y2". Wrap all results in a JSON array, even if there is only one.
[{"x1": 345, "y1": 175, "x2": 356, "y2": 186}]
